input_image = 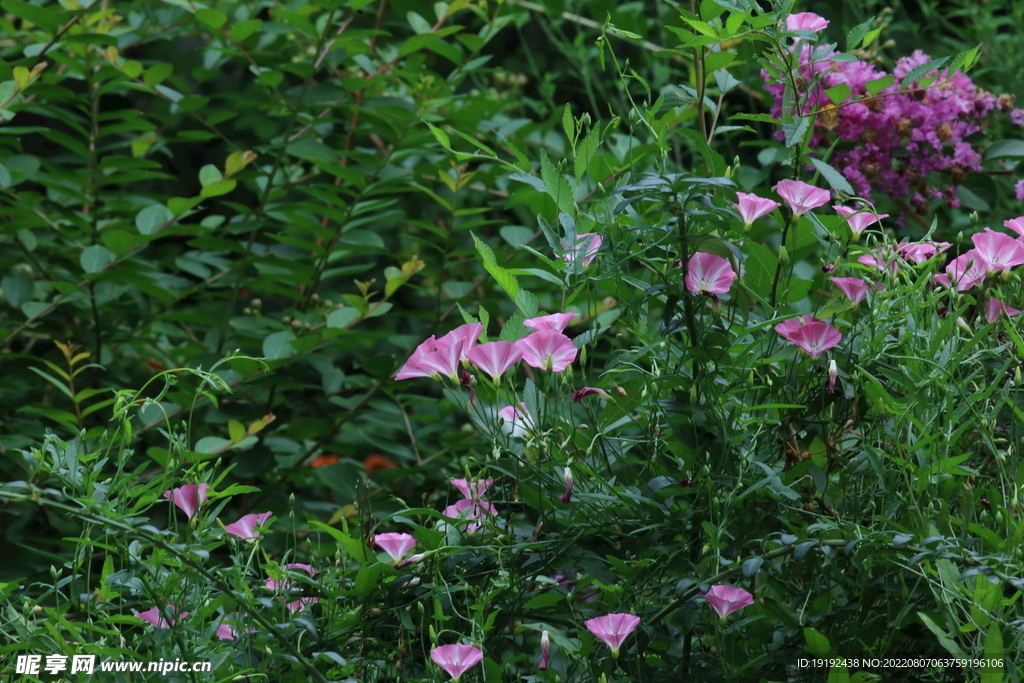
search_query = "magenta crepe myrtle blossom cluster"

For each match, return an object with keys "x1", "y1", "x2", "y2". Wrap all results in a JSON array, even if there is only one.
[
  {"x1": 776, "y1": 316, "x2": 842, "y2": 358},
  {"x1": 764, "y1": 46, "x2": 1010, "y2": 211},
  {"x1": 584, "y1": 613, "x2": 641, "y2": 658},
  {"x1": 834, "y1": 204, "x2": 888, "y2": 241},
  {"x1": 430, "y1": 644, "x2": 483, "y2": 683},
  {"x1": 224, "y1": 511, "x2": 273, "y2": 541},
  {"x1": 985, "y1": 297, "x2": 1022, "y2": 323},
  {"x1": 561, "y1": 233, "x2": 603, "y2": 267},
  {"x1": 164, "y1": 483, "x2": 209, "y2": 520},
  {"x1": 734, "y1": 192, "x2": 780, "y2": 229},
  {"x1": 775, "y1": 180, "x2": 830, "y2": 218},
  {"x1": 373, "y1": 532, "x2": 417, "y2": 563},
  {"x1": 684, "y1": 252, "x2": 736, "y2": 295},
  {"x1": 704, "y1": 585, "x2": 754, "y2": 620},
  {"x1": 135, "y1": 605, "x2": 188, "y2": 628}
]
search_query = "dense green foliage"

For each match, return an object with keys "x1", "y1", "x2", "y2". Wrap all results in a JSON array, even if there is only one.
[{"x1": 1, "y1": 0, "x2": 1023, "y2": 682}]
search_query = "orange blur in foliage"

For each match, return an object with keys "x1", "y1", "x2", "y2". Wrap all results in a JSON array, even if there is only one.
[{"x1": 309, "y1": 453, "x2": 398, "y2": 471}]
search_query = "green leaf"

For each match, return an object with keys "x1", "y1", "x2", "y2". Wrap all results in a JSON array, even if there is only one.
[
  {"x1": 845, "y1": 18, "x2": 873, "y2": 52},
  {"x1": 136, "y1": 204, "x2": 173, "y2": 235},
  {"x1": 262, "y1": 331, "x2": 296, "y2": 360},
  {"x1": 143, "y1": 63, "x2": 174, "y2": 88},
  {"x1": 194, "y1": 436, "x2": 231, "y2": 454},
  {"x1": 1, "y1": 0, "x2": 60, "y2": 34},
  {"x1": 326, "y1": 308, "x2": 360, "y2": 328},
  {"x1": 980, "y1": 626, "x2": 1004, "y2": 683},
  {"x1": 407, "y1": 11, "x2": 432, "y2": 34},
  {"x1": 195, "y1": 8, "x2": 227, "y2": 29},
  {"x1": 200, "y1": 179, "x2": 237, "y2": 198},
  {"x1": 803, "y1": 627, "x2": 832, "y2": 655},
  {"x1": 864, "y1": 75, "x2": 893, "y2": 96},
  {"x1": 539, "y1": 150, "x2": 574, "y2": 215},
  {"x1": 229, "y1": 19, "x2": 262, "y2": 42},
  {"x1": 168, "y1": 196, "x2": 203, "y2": 216},
  {"x1": 984, "y1": 139, "x2": 1024, "y2": 161},
  {"x1": 824, "y1": 83, "x2": 850, "y2": 105},
  {"x1": 80, "y1": 245, "x2": 115, "y2": 274},
  {"x1": 917, "y1": 612, "x2": 967, "y2": 657},
  {"x1": 101, "y1": 230, "x2": 136, "y2": 257},
  {"x1": 902, "y1": 57, "x2": 948, "y2": 87},
  {"x1": 424, "y1": 122, "x2": 451, "y2": 150},
  {"x1": 743, "y1": 242, "x2": 777, "y2": 299},
  {"x1": 228, "y1": 420, "x2": 245, "y2": 443},
  {"x1": 562, "y1": 103, "x2": 575, "y2": 146},
  {"x1": 198, "y1": 164, "x2": 222, "y2": 186},
  {"x1": 2, "y1": 271, "x2": 34, "y2": 308},
  {"x1": 809, "y1": 158, "x2": 854, "y2": 196},
  {"x1": 682, "y1": 17, "x2": 718, "y2": 38}
]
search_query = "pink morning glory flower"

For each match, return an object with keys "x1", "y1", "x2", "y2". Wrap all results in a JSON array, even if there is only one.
[
  {"x1": 584, "y1": 613, "x2": 641, "y2": 658},
  {"x1": 163, "y1": 484, "x2": 210, "y2": 520},
  {"x1": 135, "y1": 605, "x2": 188, "y2": 628},
  {"x1": 775, "y1": 180, "x2": 830, "y2": 217},
  {"x1": 774, "y1": 315, "x2": 819, "y2": 342},
  {"x1": 1004, "y1": 217, "x2": 1024, "y2": 237},
  {"x1": 857, "y1": 247, "x2": 900, "y2": 275},
  {"x1": 442, "y1": 498, "x2": 498, "y2": 532},
  {"x1": 430, "y1": 643, "x2": 484, "y2": 683},
  {"x1": 971, "y1": 229, "x2": 1024, "y2": 273},
  {"x1": 775, "y1": 317, "x2": 842, "y2": 358},
  {"x1": 786, "y1": 12, "x2": 829, "y2": 32},
  {"x1": 286, "y1": 598, "x2": 318, "y2": 614},
  {"x1": 572, "y1": 386, "x2": 611, "y2": 402},
  {"x1": 414, "y1": 343, "x2": 463, "y2": 381},
  {"x1": 935, "y1": 250, "x2": 987, "y2": 291},
  {"x1": 984, "y1": 297, "x2": 1022, "y2": 323},
  {"x1": 704, "y1": 585, "x2": 754, "y2": 619},
  {"x1": 436, "y1": 323, "x2": 484, "y2": 362},
  {"x1": 559, "y1": 466, "x2": 574, "y2": 504},
  {"x1": 216, "y1": 623, "x2": 235, "y2": 640},
  {"x1": 499, "y1": 403, "x2": 535, "y2": 439},
  {"x1": 561, "y1": 233, "x2": 603, "y2": 267},
  {"x1": 395, "y1": 336, "x2": 440, "y2": 380},
  {"x1": 265, "y1": 563, "x2": 316, "y2": 591},
  {"x1": 451, "y1": 478, "x2": 495, "y2": 500},
  {"x1": 374, "y1": 532, "x2": 417, "y2": 563},
  {"x1": 684, "y1": 252, "x2": 736, "y2": 295},
  {"x1": 466, "y1": 341, "x2": 523, "y2": 383},
  {"x1": 734, "y1": 192, "x2": 780, "y2": 228},
  {"x1": 834, "y1": 204, "x2": 888, "y2": 241},
  {"x1": 516, "y1": 331, "x2": 577, "y2": 372},
  {"x1": 224, "y1": 511, "x2": 273, "y2": 541},
  {"x1": 831, "y1": 277, "x2": 874, "y2": 304},
  {"x1": 523, "y1": 312, "x2": 580, "y2": 333},
  {"x1": 897, "y1": 241, "x2": 951, "y2": 264}
]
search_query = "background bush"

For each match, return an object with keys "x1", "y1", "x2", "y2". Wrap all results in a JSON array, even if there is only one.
[{"x1": 1, "y1": 0, "x2": 1022, "y2": 681}]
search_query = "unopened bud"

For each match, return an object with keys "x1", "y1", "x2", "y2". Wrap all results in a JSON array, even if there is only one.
[
  {"x1": 828, "y1": 360, "x2": 838, "y2": 394},
  {"x1": 558, "y1": 466, "x2": 574, "y2": 504},
  {"x1": 778, "y1": 245, "x2": 789, "y2": 264},
  {"x1": 956, "y1": 317, "x2": 972, "y2": 335},
  {"x1": 539, "y1": 630, "x2": 550, "y2": 670},
  {"x1": 969, "y1": 211, "x2": 979, "y2": 226}
]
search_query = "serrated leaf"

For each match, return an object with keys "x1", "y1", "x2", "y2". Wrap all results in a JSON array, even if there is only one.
[
  {"x1": 809, "y1": 157, "x2": 854, "y2": 196},
  {"x1": 845, "y1": 18, "x2": 872, "y2": 52},
  {"x1": 824, "y1": 83, "x2": 850, "y2": 105},
  {"x1": 782, "y1": 115, "x2": 811, "y2": 148},
  {"x1": 562, "y1": 103, "x2": 574, "y2": 146},
  {"x1": 539, "y1": 150, "x2": 574, "y2": 215},
  {"x1": 902, "y1": 57, "x2": 948, "y2": 87},
  {"x1": 864, "y1": 75, "x2": 893, "y2": 96},
  {"x1": 682, "y1": 17, "x2": 718, "y2": 38}
]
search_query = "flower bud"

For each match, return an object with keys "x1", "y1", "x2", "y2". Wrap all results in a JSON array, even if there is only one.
[
  {"x1": 828, "y1": 360, "x2": 838, "y2": 394},
  {"x1": 956, "y1": 317, "x2": 972, "y2": 335},
  {"x1": 559, "y1": 466, "x2": 574, "y2": 504},
  {"x1": 539, "y1": 630, "x2": 550, "y2": 670},
  {"x1": 778, "y1": 245, "x2": 789, "y2": 264},
  {"x1": 969, "y1": 211, "x2": 979, "y2": 226}
]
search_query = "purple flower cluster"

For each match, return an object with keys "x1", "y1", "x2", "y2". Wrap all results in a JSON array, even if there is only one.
[{"x1": 763, "y1": 47, "x2": 1016, "y2": 212}]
